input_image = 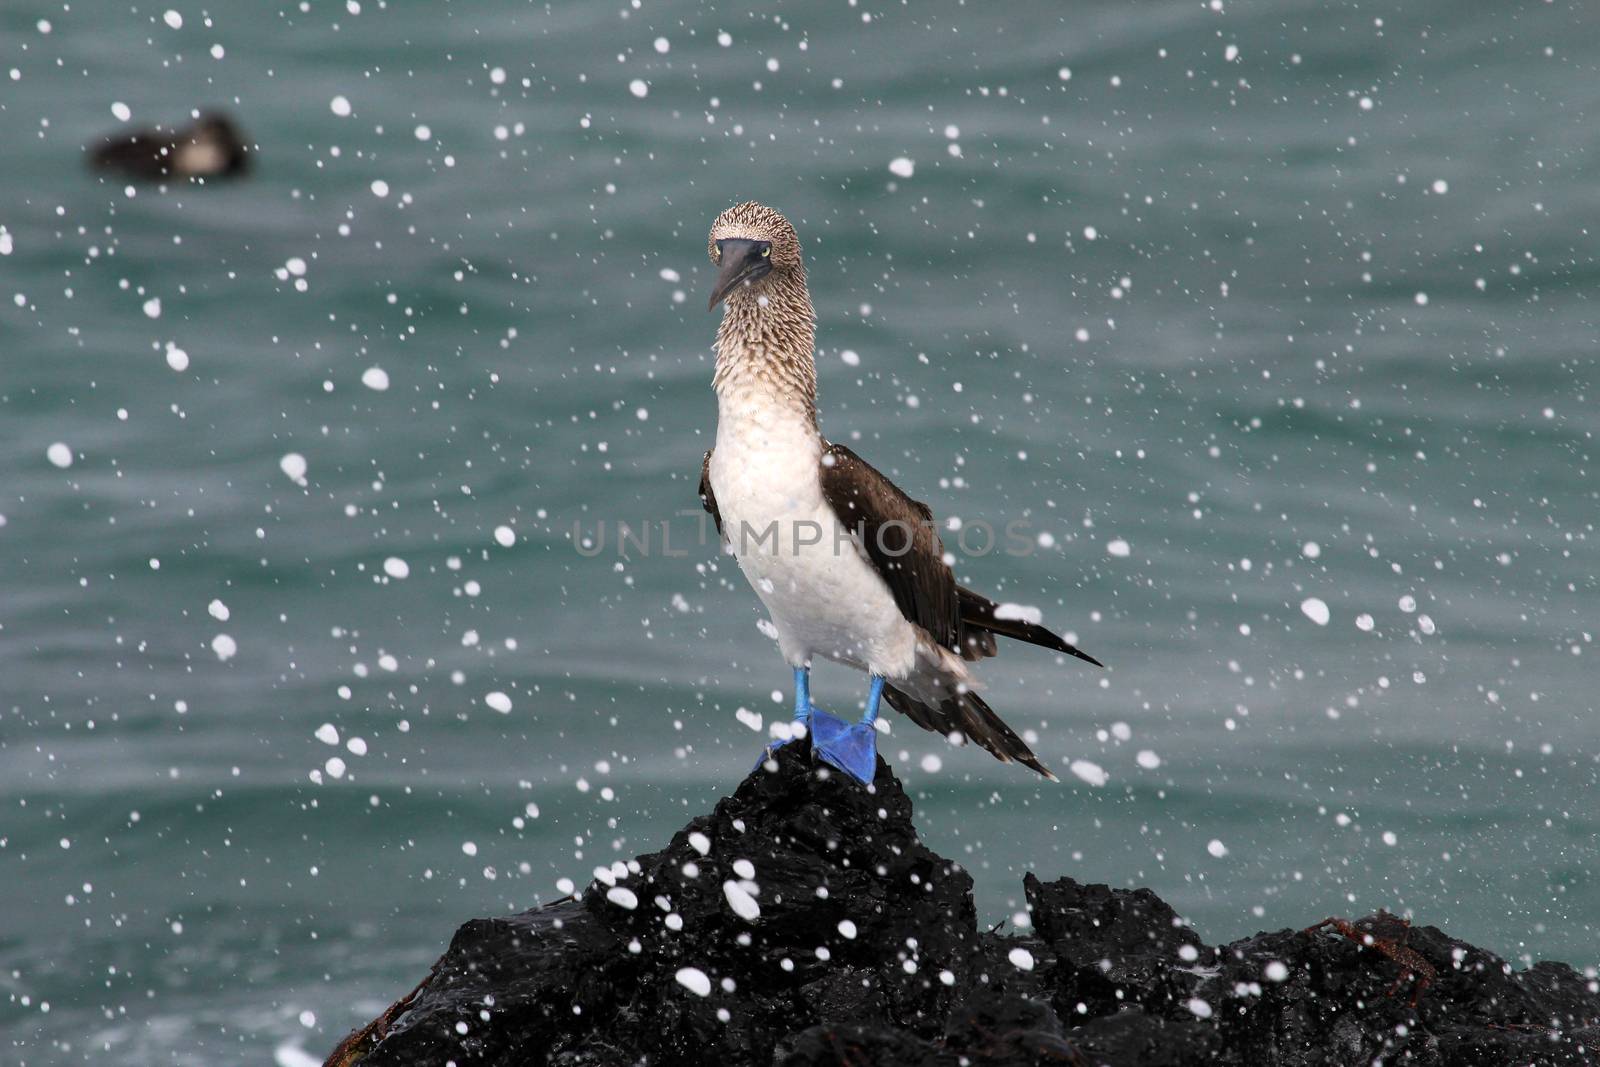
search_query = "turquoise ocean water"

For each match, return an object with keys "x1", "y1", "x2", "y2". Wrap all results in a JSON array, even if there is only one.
[{"x1": 2, "y1": 1, "x2": 1597, "y2": 1062}]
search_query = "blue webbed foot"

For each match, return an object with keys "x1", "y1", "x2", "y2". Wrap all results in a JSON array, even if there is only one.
[
  {"x1": 810, "y1": 705, "x2": 878, "y2": 785},
  {"x1": 756, "y1": 670, "x2": 886, "y2": 786}
]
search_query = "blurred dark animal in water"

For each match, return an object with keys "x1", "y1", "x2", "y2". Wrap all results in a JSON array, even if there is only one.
[{"x1": 88, "y1": 111, "x2": 251, "y2": 181}]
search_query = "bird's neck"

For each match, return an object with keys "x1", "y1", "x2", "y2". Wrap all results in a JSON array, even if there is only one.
[{"x1": 713, "y1": 269, "x2": 818, "y2": 427}]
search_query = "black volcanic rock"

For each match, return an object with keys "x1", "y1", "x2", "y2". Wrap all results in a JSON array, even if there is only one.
[{"x1": 327, "y1": 746, "x2": 1600, "y2": 1066}]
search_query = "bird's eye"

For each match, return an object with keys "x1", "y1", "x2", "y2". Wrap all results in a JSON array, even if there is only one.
[{"x1": 761, "y1": 245, "x2": 771, "y2": 257}]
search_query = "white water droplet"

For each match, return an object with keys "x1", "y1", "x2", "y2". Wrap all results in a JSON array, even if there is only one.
[
  {"x1": 1106, "y1": 538, "x2": 1131, "y2": 558},
  {"x1": 1300, "y1": 597, "x2": 1330, "y2": 626},
  {"x1": 315, "y1": 723, "x2": 340, "y2": 746},
  {"x1": 1206, "y1": 838, "x2": 1228, "y2": 858},
  {"x1": 211, "y1": 633, "x2": 237, "y2": 661},
  {"x1": 207, "y1": 599, "x2": 230, "y2": 621},
  {"x1": 1008, "y1": 947, "x2": 1035, "y2": 971},
  {"x1": 675, "y1": 967, "x2": 712, "y2": 997},
  {"x1": 484, "y1": 691, "x2": 512, "y2": 714},
  {"x1": 1069, "y1": 760, "x2": 1107, "y2": 787},
  {"x1": 46, "y1": 442, "x2": 73, "y2": 469},
  {"x1": 722, "y1": 880, "x2": 761, "y2": 922},
  {"x1": 280, "y1": 452, "x2": 307, "y2": 483},
  {"x1": 360, "y1": 366, "x2": 390, "y2": 391},
  {"x1": 111, "y1": 101, "x2": 132, "y2": 122},
  {"x1": 629, "y1": 79, "x2": 649, "y2": 98},
  {"x1": 163, "y1": 9, "x2": 183, "y2": 29},
  {"x1": 382, "y1": 557, "x2": 409, "y2": 579},
  {"x1": 994, "y1": 602, "x2": 1042, "y2": 624},
  {"x1": 888, "y1": 157, "x2": 915, "y2": 178},
  {"x1": 330, "y1": 95, "x2": 352, "y2": 117},
  {"x1": 494, "y1": 525, "x2": 515, "y2": 548}
]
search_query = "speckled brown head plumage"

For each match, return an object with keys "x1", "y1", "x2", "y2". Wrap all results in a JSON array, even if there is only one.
[
  {"x1": 707, "y1": 201, "x2": 817, "y2": 418},
  {"x1": 708, "y1": 201, "x2": 806, "y2": 276}
]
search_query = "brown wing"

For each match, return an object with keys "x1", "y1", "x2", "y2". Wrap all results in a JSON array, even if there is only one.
[
  {"x1": 816, "y1": 441, "x2": 1100, "y2": 782},
  {"x1": 956, "y1": 587, "x2": 1103, "y2": 667},
  {"x1": 817, "y1": 441, "x2": 959, "y2": 651},
  {"x1": 698, "y1": 449, "x2": 724, "y2": 540},
  {"x1": 881, "y1": 685, "x2": 1058, "y2": 780}
]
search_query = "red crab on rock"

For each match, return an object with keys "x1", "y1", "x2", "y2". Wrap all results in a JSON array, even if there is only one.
[{"x1": 1301, "y1": 910, "x2": 1438, "y2": 1005}]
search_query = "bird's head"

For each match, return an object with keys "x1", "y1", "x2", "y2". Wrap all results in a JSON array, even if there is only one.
[
  {"x1": 706, "y1": 201, "x2": 802, "y2": 311},
  {"x1": 191, "y1": 111, "x2": 244, "y2": 145}
]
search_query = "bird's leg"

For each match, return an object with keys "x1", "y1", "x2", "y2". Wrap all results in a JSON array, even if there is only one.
[
  {"x1": 811, "y1": 674, "x2": 885, "y2": 786},
  {"x1": 793, "y1": 665, "x2": 814, "y2": 729},
  {"x1": 863, "y1": 674, "x2": 884, "y2": 726},
  {"x1": 754, "y1": 665, "x2": 815, "y2": 771}
]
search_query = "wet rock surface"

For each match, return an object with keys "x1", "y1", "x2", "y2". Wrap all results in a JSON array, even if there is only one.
[{"x1": 328, "y1": 747, "x2": 1600, "y2": 1066}]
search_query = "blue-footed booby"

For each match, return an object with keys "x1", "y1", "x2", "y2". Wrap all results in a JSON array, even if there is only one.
[{"x1": 698, "y1": 201, "x2": 1101, "y2": 784}]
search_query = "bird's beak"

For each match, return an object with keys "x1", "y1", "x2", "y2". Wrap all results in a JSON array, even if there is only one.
[{"x1": 707, "y1": 239, "x2": 772, "y2": 311}]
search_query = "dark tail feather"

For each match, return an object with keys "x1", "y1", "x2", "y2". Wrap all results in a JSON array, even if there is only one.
[
  {"x1": 883, "y1": 684, "x2": 1057, "y2": 782},
  {"x1": 957, "y1": 586, "x2": 1103, "y2": 667}
]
